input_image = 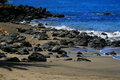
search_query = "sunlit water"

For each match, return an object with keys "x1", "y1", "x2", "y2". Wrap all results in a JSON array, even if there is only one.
[{"x1": 8, "y1": 0, "x2": 120, "y2": 32}]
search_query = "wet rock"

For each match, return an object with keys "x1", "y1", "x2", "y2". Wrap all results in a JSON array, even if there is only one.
[
  {"x1": 93, "y1": 53, "x2": 101, "y2": 56},
  {"x1": 28, "y1": 52, "x2": 47, "y2": 62},
  {"x1": 104, "y1": 13, "x2": 113, "y2": 15},
  {"x1": 53, "y1": 14, "x2": 64, "y2": 17},
  {"x1": 6, "y1": 57, "x2": 20, "y2": 62},
  {"x1": 75, "y1": 32, "x2": 92, "y2": 46},
  {"x1": 101, "y1": 32, "x2": 107, "y2": 35},
  {"x1": 38, "y1": 23, "x2": 45, "y2": 28},
  {"x1": 110, "y1": 40, "x2": 120, "y2": 47},
  {"x1": 88, "y1": 37, "x2": 107, "y2": 49},
  {"x1": 77, "y1": 58, "x2": 91, "y2": 62},
  {"x1": 105, "y1": 51, "x2": 117, "y2": 56}
]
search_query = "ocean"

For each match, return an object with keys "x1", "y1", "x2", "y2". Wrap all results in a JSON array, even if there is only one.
[
  {"x1": 8, "y1": 0, "x2": 120, "y2": 60},
  {"x1": 8, "y1": 0, "x2": 120, "y2": 36}
]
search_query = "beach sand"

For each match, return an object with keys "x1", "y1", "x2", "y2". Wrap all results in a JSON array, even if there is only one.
[{"x1": 0, "y1": 22, "x2": 120, "y2": 80}]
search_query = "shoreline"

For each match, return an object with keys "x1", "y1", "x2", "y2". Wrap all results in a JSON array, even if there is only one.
[{"x1": 0, "y1": 22, "x2": 120, "y2": 80}]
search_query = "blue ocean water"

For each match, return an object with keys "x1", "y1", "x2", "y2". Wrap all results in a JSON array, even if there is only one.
[{"x1": 8, "y1": 0, "x2": 120, "y2": 32}]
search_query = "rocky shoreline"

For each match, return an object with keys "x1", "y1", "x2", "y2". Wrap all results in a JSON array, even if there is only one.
[
  {"x1": 0, "y1": 21, "x2": 119, "y2": 63},
  {"x1": 0, "y1": 4, "x2": 64, "y2": 23},
  {"x1": 0, "y1": 4, "x2": 120, "y2": 63}
]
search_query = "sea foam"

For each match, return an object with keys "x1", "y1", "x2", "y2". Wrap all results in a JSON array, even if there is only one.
[{"x1": 29, "y1": 21, "x2": 120, "y2": 41}]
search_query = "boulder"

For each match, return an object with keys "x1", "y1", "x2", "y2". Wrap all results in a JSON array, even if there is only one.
[
  {"x1": 32, "y1": 47, "x2": 43, "y2": 52},
  {"x1": 110, "y1": 41, "x2": 120, "y2": 47},
  {"x1": 37, "y1": 32, "x2": 49, "y2": 40},
  {"x1": 6, "y1": 57, "x2": 20, "y2": 62},
  {"x1": 88, "y1": 37, "x2": 107, "y2": 49},
  {"x1": 42, "y1": 41, "x2": 59, "y2": 51},
  {"x1": 0, "y1": 45, "x2": 17, "y2": 53},
  {"x1": 104, "y1": 13, "x2": 113, "y2": 15},
  {"x1": 28, "y1": 53, "x2": 47, "y2": 62},
  {"x1": 17, "y1": 48, "x2": 29, "y2": 55},
  {"x1": 21, "y1": 58, "x2": 29, "y2": 62},
  {"x1": 58, "y1": 50, "x2": 68, "y2": 57},
  {"x1": 21, "y1": 41, "x2": 32, "y2": 47},
  {"x1": 77, "y1": 58, "x2": 91, "y2": 62},
  {"x1": 64, "y1": 58, "x2": 72, "y2": 61},
  {"x1": 51, "y1": 46, "x2": 61, "y2": 52},
  {"x1": 105, "y1": 51, "x2": 117, "y2": 56},
  {"x1": 53, "y1": 14, "x2": 64, "y2": 17},
  {"x1": 38, "y1": 23, "x2": 45, "y2": 28}
]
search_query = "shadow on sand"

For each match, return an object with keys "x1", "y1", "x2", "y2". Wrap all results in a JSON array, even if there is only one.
[{"x1": 0, "y1": 60, "x2": 55, "y2": 71}]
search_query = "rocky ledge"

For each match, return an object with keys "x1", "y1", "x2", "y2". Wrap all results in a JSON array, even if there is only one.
[{"x1": 0, "y1": 4, "x2": 64, "y2": 23}]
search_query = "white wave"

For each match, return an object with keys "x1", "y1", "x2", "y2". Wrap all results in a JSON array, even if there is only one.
[
  {"x1": 79, "y1": 30, "x2": 120, "y2": 41},
  {"x1": 45, "y1": 25, "x2": 73, "y2": 30},
  {"x1": 29, "y1": 22, "x2": 120, "y2": 41}
]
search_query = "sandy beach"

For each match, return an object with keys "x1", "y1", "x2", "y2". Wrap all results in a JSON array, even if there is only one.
[{"x1": 0, "y1": 22, "x2": 120, "y2": 80}]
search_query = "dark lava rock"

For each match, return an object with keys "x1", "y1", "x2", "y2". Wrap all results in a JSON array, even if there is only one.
[
  {"x1": 58, "y1": 50, "x2": 68, "y2": 57},
  {"x1": 44, "y1": 55, "x2": 50, "y2": 58},
  {"x1": 17, "y1": 28, "x2": 26, "y2": 33},
  {"x1": 0, "y1": 53, "x2": 6, "y2": 58},
  {"x1": 32, "y1": 47, "x2": 43, "y2": 52},
  {"x1": 110, "y1": 40, "x2": 120, "y2": 47},
  {"x1": 105, "y1": 51, "x2": 117, "y2": 56},
  {"x1": 48, "y1": 52, "x2": 53, "y2": 55},
  {"x1": 64, "y1": 58, "x2": 72, "y2": 61},
  {"x1": 51, "y1": 46, "x2": 61, "y2": 52},
  {"x1": 17, "y1": 48, "x2": 29, "y2": 55},
  {"x1": 0, "y1": 45, "x2": 17, "y2": 53},
  {"x1": 0, "y1": 33, "x2": 26, "y2": 43},
  {"x1": 53, "y1": 37, "x2": 59, "y2": 40},
  {"x1": 21, "y1": 41, "x2": 32, "y2": 47},
  {"x1": 42, "y1": 41, "x2": 59, "y2": 51},
  {"x1": 88, "y1": 37, "x2": 107, "y2": 49},
  {"x1": 76, "y1": 52, "x2": 84, "y2": 57},
  {"x1": 28, "y1": 53, "x2": 47, "y2": 62},
  {"x1": 77, "y1": 52, "x2": 83, "y2": 55},
  {"x1": 101, "y1": 32, "x2": 107, "y2": 35},
  {"x1": 38, "y1": 23, "x2": 45, "y2": 28},
  {"x1": 53, "y1": 14, "x2": 64, "y2": 17},
  {"x1": 6, "y1": 57, "x2": 20, "y2": 62},
  {"x1": 38, "y1": 32, "x2": 49, "y2": 40},
  {"x1": 75, "y1": 32, "x2": 92, "y2": 46},
  {"x1": 77, "y1": 58, "x2": 91, "y2": 62},
  {"x1": 0, "y1": 5, "x2": 60, "y2": 22},
  {"x1": 21, "y1": 58, "x2": 29, "y2": 62},
  {"x1": 104, "y1": 13, "x2": 113, "y2": 15}
]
